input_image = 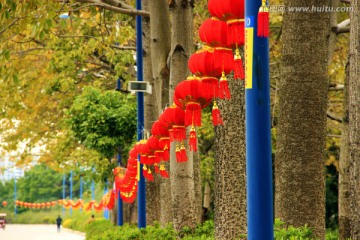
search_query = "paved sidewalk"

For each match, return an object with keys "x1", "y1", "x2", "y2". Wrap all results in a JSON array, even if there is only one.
[{"x1": 0, "y1": 224, "x2": 85, "y2": 240}]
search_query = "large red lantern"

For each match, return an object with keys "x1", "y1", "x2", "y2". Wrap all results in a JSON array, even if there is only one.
[
  {"x1": 208, "y1": 0, "x2": 244, "y2": 21},
  {"x1": 199, "y1": 17, "x2": 230, "y2": 47},
  {"x1": 188, "y1": 47, "x2": 234, "y2": 78}
]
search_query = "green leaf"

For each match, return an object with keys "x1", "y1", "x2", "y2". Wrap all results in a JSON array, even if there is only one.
[
  {"x1": 4, "y1": 50, "x2": 10, "y2": 60},
  {"x1": 0, "y1": 3, "x2": 2, "y2": 11},
  {"x1": 10, "y1": 1, "x2": 16, "y2": 11},
  {"x1": 12, "y1": 74, "x2": 19, "y2": 84}
]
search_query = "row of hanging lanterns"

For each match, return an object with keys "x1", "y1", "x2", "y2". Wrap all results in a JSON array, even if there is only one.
[
  {"x1": 113, "y1": 0, "x2": 269, "y2": 204},
  {"x1": 15, "y1": 200, "x2": 57, "y2": 209}
]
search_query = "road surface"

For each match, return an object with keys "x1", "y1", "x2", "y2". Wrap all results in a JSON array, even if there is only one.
[{"x1": 0, "y1": 224, "x2": 85, "y2": 240}]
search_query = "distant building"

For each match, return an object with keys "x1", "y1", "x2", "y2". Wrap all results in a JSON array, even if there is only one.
[{"x1": 0, "y1": 155, "x2": 39, "y2": 183}]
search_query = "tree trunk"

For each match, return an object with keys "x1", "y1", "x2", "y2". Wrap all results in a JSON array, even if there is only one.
[
  {"x1": 348, "y1": 0, "x2": 360, "y2": 237},
  {"x1": 275, "y1": 0, "x2": 330, "y2": 238},
  {"x1": 168, "y1": 0, "x2": 200, "y2": 231},
  {"x1": 143, "y1": 0, "x2": 161, "y2": 225},
  {"x1": 148, "y1": 0, "x2": 172, "y2": 226},
  {"x1": 214, "y1": 77, "x2": 247, "y2": 239},
  {"x1": 339, "y1": 61, "x2": 351, "y2": 239}
]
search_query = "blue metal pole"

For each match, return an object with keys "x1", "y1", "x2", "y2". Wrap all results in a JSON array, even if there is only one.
[
  {"x1": 245, "y1": 1, "x2": 273, "y2": 239},
  {"x1": 70, "y1": 170, "x2": 73, "y2": 216},
  {"x1": 91, "y1": 179, "x2": 95, "y2": 200},
  {"x1": 14, "y1": 178, "x2": 17, "y2": 215},
  {"x1": 62, "y1": 174, "x2": 66, "y2": 216},
  {"x1": 103, "y1": 183, "x2": 109, "y2": 220},
  {"x1": 80, "y1": 175, "x2": 83, "y2": 212},
  {"x1": 136, "y1": 0, "x2": 146, "y2": 229},
  {"x1": 117, "y1": 153, "x2": 123, "y2": 226}
]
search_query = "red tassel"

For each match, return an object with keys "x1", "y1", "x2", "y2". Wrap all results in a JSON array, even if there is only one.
[
  {"x1": 257, "y1": 0, "x2": 269, "y2": 37},
  {"x1": 154, "y1": 151, "x2": 162, "y2": 163},
  {"x1": 163, "y1": 149, "x2": 170, "y2": 161},
  {"x1": 179, "y1": 142, "x2": 188, "y2": 162},
  {"x1": 212, "y1": 101, "x2": 223, "y2": 126},
  {"x1": 175, "y1": 144, "x2": 182, "y2": 162},
  {"x1": 227, "y1": 19, "x2": 245, "y2": 47},
  {"x1": 159, "y1": 165, "x2": 170, "y2": 178},
  {"x1": 234, "y1": 47, "x2": 245, "y2": 80},
  {"x1": 189, "y1": 126, "x2": 197, "y2": 152},
  {"x1": 154, "y1": 163, "x2": 159, "y2": 174},
  {"x1": 219, "y1": 72, "x2": 231, "y2": 99},
  {"x1": 185, "y1": 102, "x2": 202, "y2": 127}
]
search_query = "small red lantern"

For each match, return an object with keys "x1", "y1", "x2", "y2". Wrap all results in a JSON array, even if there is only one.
[
  {"x1": 151, "y1": 121, "x2": 170, "y2": 161},
  {"x1": 2, "y1": 201, "x2": 7, "y2": 207},
  {"x1": 174, "y1": 76, "x2": 212, "y2": 127},
  {"x1": 51, "y1": 201, "x2": 56, "y2": 207}
]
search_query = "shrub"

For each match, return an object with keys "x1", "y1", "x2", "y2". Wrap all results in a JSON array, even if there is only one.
[{"x1": 274, "y1": 219, "x2": 313, "y2": 239}]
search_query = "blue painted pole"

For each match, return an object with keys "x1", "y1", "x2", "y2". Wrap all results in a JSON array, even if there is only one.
[
  {"x1": 80, "y1": 175, "x2": 83, "y2": 212},
  {"x1": 14, "y1": 178, "x2": 17, "y2": 215},
  {"x1": 70, "y1": 171, "x2": 73, "y2": 216},
  {"x1": 245, "y1": 1, "x2": 273, "y2": 239},
  {"x1": 62, "y1": 174, "x2": 66, "y2": 216},
  {"x1": 117, "y1": 153, "x2": 123, "y2": 226},
  {"x1": 103, "y1": 183, "x2": 109, "y2": 220},
  {"x1": 136, "y1": 0, "x2": 146, "y2": 229},
  {"x1": 91, "y1": 179, "x2": 95, "y2": 200}
]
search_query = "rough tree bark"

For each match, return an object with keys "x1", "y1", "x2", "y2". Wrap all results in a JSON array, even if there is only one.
[
  {"x1": 339, "y1": 61, "x2": 351, "y2": 239},
  {"x1": 214, "y1": 77, "x2": 247, "y2": 240},
  {"x1": 142, "y1": 0, "x2": 161, "y2": 225},
  {"x1": 148, "y1": 0, "x2": 172, "y2": 226},
  {"x1": 348, "y1": 0, "x2": 360, "y2": 237},
  {"x1": 275, "y1": 0, "x2": 330, "y2": 238},
  {"x1": 168, "y1": 0, "x2": 200, "y2": 231}
]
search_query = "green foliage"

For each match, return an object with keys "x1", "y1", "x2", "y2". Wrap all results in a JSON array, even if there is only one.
[
  {"x1": 274, "y1": 219, "x2": 313, "y2": 239},
  {"x1": 16, "y1": 164, "x2": 63, "y2": 203},
  {"x1": 66, "y1": 86, "x2": 136, "y2": 160}
]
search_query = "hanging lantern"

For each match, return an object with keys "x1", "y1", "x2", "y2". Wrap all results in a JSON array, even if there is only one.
[
  {"x1": 159, "y1": 106, "x2": 186, "y2": 143},
  {"x1": 188, "y1": 47, "x2": 234, "y2": 78},
  {"x1": 174, "y1": 76, "x2": 212, "y2": 127},
  {"x1": 208, "y1": 0, "x2": 244, "y2": 21},
  {"x1": 151, "y1": 120, "x2": 170, "y2": 161},
  {"x1": 2, "y1": 201, "x2": 7, "y2": 207},
  {"x1": 199, "y1": 17, "x2": 230, "y2": 47}
]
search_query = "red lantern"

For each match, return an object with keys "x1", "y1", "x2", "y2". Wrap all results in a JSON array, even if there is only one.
[
  {"x1": 188, "y1": 47, "x2": 234, "y2": 78},
  {"x1": 151, "y1": 121, "x2": 170, "y2": 161},
  {"x1": 208, "y1": 0, "x2": 244, "y2": 21},
  {"x1": 159, "y1": 164, "x2": 170, "y2": 178},
  {"x1": 2, "y1": 201, "x2": 7, "y2": 207},
  {"x1": 51, "y1": 201, "x2": 56, "y2": 207},
  {"x1": 174, "y1": 76, "x2": 212, "y2": 127},
  {"x1": 199, "y1": 17, "x2": 230, "y2": 47},
  {"x1": 159, "y1": 106, "x2": 186, "y2": 143}
]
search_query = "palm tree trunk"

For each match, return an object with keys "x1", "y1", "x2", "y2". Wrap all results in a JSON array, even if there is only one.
[
  {"x1": 148, "y1": 0, "x2": 172, "y2": 226},
  {"x1": 275, "y1": 0, "x2": 330, "y2": 238},
  {"x1": 214, "y1": 77, "x2": 247, "y2": 239},
  {"x1": 348, "y1": 0, "x2": 360, "y2": 237},
  {"x1": 168, "y1": 0, "x2": 200, "y2": 231}
]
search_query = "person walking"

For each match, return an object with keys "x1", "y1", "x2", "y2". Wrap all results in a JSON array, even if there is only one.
[{"x1": 56, "y1": 215, "x2": 62, "y2": 232}]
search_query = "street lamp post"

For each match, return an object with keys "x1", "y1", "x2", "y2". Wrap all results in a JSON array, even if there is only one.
[
  {"x1": 14, "y1": 178, "x2": 17, "y2": 215},
  {"x1": 135, "y1": 0, "x2": 146, "y2": 229},
  {"x1": 62, "y1": 173, "x2": 66, "y2": 216},
  {"x1": 245, "y1": 0, "x2": 273, "y2": 239},
  {"x1": 117, "y1": 153, "x2": 123, "y2": 226},
  {"x1": 70, "y1": 170, "x2": 73, "y2": 216}
]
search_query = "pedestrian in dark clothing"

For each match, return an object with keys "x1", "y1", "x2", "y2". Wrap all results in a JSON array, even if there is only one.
[{"x1": 56, "y1": 215, "x2": 62, "y2": 232}]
